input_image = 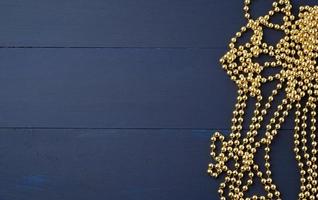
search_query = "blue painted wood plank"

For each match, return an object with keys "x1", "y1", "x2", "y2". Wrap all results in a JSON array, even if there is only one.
[
  {"x1": 0, "y1": 1, "x2": 310, "y2": 199},
  {"x1": 0, "y1": 0, "x2": 317, "y2": 47},
  {"x1": 0, "y1": 129, "x2": 298, "y2": 200},
  {"x1": 0, "y1": 0, "x2": 243, "y2": 48},
  {"x1": 0, "y1": 48, "x2": 239, "y2": 129}
]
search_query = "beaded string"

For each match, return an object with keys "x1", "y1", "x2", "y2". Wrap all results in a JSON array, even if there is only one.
[{"x1": 208, "y1": 1, "x2": 318, "y2": 199}]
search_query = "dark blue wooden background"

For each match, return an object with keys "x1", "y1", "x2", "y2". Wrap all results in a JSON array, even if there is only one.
[{"x1": 0, "y1": 0, "x2": 317, "y2": 199}]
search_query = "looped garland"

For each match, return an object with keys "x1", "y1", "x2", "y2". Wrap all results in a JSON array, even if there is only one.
[{"x1": 207, "y1": 1, "x2": 318, "y2": 199}]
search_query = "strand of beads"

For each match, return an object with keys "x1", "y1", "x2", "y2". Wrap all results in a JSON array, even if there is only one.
[{"x1": 208, "y1": 0, "x2": 318, "y2": 199}]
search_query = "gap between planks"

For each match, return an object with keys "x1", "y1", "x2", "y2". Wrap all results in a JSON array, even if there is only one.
[
  {"x1": 0, "y1": 127, "x2": 294, "y2": 131},
  {"x1": 0, "y1": 46, "x2": 225, "y2": 49}
]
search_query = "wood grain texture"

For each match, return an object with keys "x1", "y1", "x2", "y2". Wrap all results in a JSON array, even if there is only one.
[
  {"x1": 0, "y1": 0, "x2": 317, "y2": 47},
  {"x1": 0, "y1": 0, "x2": 245, "y2": 47},
  {"x1": 0, "y1": 129, "x2": 298, "y2": 200},
  {"x1": 0, "y1": 48, "x2": 239, "y2": 129},
  {"x1": 0, "y1": 0, "x2": 314, "y2": 199}
]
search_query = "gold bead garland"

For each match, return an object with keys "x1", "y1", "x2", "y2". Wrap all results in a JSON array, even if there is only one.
[{"x1": 207, "y1": 1, "x2": 318, "y2": 199}]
